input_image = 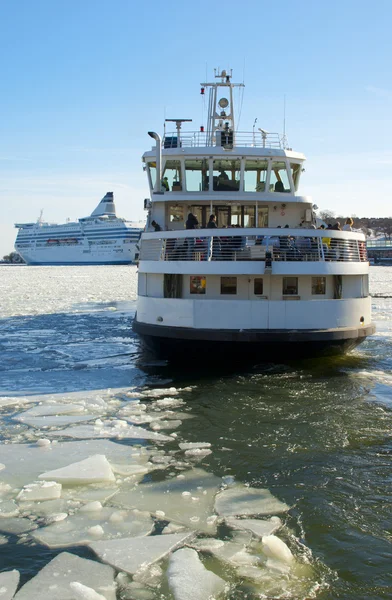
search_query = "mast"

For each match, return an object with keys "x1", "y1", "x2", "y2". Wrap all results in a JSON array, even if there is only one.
[{"x1": 200, "y1": 69, "x2": 244, "y2": 147}]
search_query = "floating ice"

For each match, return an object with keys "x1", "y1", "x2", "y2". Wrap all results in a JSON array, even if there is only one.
[
  {"x1": 31, "y1": 506, "x2": 153, "y2": 548},
  {"x1": 89, "y1": 531, "x2": 194, "y2": 576},
  {"x1": 0, "y1": 569, "x2": 20, "y2": 600},
  {"x1": 215, "y1": 484, "x2": 289, "y2": 517},
  {"x1": 167, "y1": 547, "x2": 226, "y2": 600},
  {"x1": 36, "y1": 439, "x2": 51, "y2": 447},
  {"x1": 0, "y1": 439, "x2": 141, "y2": 489},
  {"x1": 50, "y1": 423, "x2": 172, "y2": 442},
  {"x1": 179, "y1": 443, "x2": 211, "y2": 450},
  {"x1": 17, "y1": 481, "x2": 62, "y2": 502},
  {"x1": 69, "y1": 582, "x2": 107, "y2": 600},
  {"x1": 113, "y1": 468, "x2": 221, "y2": 533},
  {"x1": 205, "y1": 530, "x2": 253, "y2": 565},
  {"x1": 38, "y1": 455, "x2": 115, "y2": 484},
  {"x1": 0, "y1": 517, "x2": 37, "y2": 535},
  {"x1": 155, "y1": 397, "x2": 184, "y2": 408},
  {"x1": 184, "y1": 448, "x2": 212, "y2": 458},
  {"x1": 189, "y1": 538, "x2": 225, "y2": 552},
  {"x1": 13, "y1": 552, "x2": 116, "y2": 600},
  {"x1": 261, "y1": 535, "x2": 294, "y2": 565},
  {"x1": 225, "y1": 516, "x2": 282, "y2": 538}
]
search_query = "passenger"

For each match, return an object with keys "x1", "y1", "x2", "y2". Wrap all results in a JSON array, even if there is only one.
[
  {"x1": 185, "y1": 213, "x2": 199, "y2": 229},
  {"x1": 343, "y1": 217, "x2": 353, "y2": 231},
  {"x1": 219, "y1": 169, "x2": 229, "y2": 180},
  {"x1": 207, "y1": 214, "x2": 217, "y2": 228},
  {"x1": 162, "y1": 177, "x2": 169, "y2": 191},
  {"x1": 274, "y1": 181, "x2": 285, "y2": 192},
  {"x1": 151, "y1": 220, "x2": 161, "y2": 232}
]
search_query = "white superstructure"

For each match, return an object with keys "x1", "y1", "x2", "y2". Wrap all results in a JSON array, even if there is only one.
[
  {"x1": 133, "y1": 70, "x2": 375, "y2": 360},
  {"x1": 15, "y1": 192, "x2": 143, "y2": 265}
]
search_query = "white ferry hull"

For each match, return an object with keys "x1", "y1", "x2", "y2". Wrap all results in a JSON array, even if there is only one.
[{"x1": 17, "y1": 244, "x2": 138, "y2": 266}]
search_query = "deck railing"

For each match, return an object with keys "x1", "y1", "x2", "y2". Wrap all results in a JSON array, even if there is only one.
[
  {"x1": 163, "y1": 131, "x2": 283, "y2": 149},
  {"x1": 140, "y1": 230, "x2": 368, "y2": 263}
]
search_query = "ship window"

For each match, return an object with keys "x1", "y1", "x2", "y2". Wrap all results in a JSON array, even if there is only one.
[
  {"x1": 164, "y1": 274, "x2": 182, "y2": 298},
  {"x1": 290, "y1": 163, "x2": 301, "y2": 191},
  {"x1": 147, "y1": 162, "x2": 157, "y2": 189},
  {"x1": 168, "y1": 204, "x2": 184, "y2": 223},
  {"x1": 228, "y1": 204, "x2": 268, "y2": 228},
  {"x1": 270, "y1": 161, "x2": 291, "y2": 193},
  {"x1": 282, "y1": 277, "x2": 298, "y2": 295},
  {"x1": 162, "y1": 159, "x2": 182, "y2": 191},
  {"x1": 244, "y1": 159, "x2": 268, "y2": 192},
  {"x1": 190, "y1": 276, "x2": 206, "y2": 294},
  {"x1": 213, "y1": 159, "x2": 240, "y2": 192},
  {"x1": 221, "y1": 277, "x2": 237, "y2": 295},
  {"x1": 254, "y1": 278, "x2": 263, "y2": 295},
  {"x1": 312, "y1": 277, "x2": 326, "y2": 295},
  {"x1": 185, "y1": 159, "x2": 209, "y2": 191}
]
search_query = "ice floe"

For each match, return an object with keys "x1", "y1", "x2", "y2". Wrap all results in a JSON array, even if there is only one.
[
  {"x1": 17, "y1": 481, "x2": 62, "y2": 502},
  {"x1": 13, "y1": 552, "x2": 116, "y2": 600},
  {"x1": 38, "y1": 454, "x2": 115, "y2": 484},
  {"x1": 69, "y1": 582, "x2": 107, "y2": 600},
  {"x1": 49, "y1": 423, "x2": 172, "y2": 441},
  {"x1": 225, "y1": 516, "x2": 282, "y2": 538},
  {"x1": 31, "y1": 506, "x2": 153, "y2": 548},
  {"x1": 89, "y1": 531, "x2": 194, "y2": 576},
  {"x1": 0, "y1": 569, "x2": 20, "y2": 600},
  {"x1": 214, "y1": 484, "x2": 290, "y2": 517},
  {"x1": 167, "y1": 547, "x2": 227, "y2": 600},
  {"x1": 113, "y1": 468, "x2": 221, "y2": 533}
]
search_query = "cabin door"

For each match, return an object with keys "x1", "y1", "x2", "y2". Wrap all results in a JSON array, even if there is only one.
[{"x1": 248, "y1": 275, "x2": 269, "y2": 328}]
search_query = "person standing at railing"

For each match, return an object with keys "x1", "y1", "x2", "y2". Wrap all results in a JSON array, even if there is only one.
[
  {"x1": 151, "y1": 220, "x2": 161, "y2": 232},
  {"x1": 343, "y1": 217, "x2": 353, "y2": 231},
  {"x1": 185, "y1": 213, "x2": 199, "y2": 260}
]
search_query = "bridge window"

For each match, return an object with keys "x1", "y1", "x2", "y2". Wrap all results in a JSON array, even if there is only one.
[
  {"x1": 290, "y1": 163, "x2": 301, "y2": 191},
  {"x1": 147, "y1": 162, "x2": 156, "y2": 189},
  {"x1": 213, "y1": 159, "x2": 240, "y2": 191},
  {"x1": 270, "y1": 161, "x2": 291, "y2": 193},
  {"x1": 185, "y1": 159, "x2": 209, "y2": 191},
  {"x1": 244, "y1": 159, "x2": 268, "y2": 192},
  {"x1": 190, "y1": 276, "x2": 206, "y2": 294},
  {"x1": 162, "y1": 159, "x2": 182, "y2": 191},
  {"x1": 221, "y1": 277, "x2": 237, "y2": 295},
  {"x1": 168, "y1": 204, "x2": 184, "y2": 223},
  {"x1": 312, "y1": 277, "x2": 326, "y2": 295}
]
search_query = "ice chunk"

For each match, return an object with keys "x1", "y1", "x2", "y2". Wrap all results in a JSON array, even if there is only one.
[
  {"x1": 179, "y1": 443, "x2": 211, "y2": 450},
  {"x1": 0, "y1": 517, "x2": 37, "y2": 535},
  {"x1": 189, "y1": 538, "x2": 225, "y2": 552},
  {"x1": 36, "y1": 439, "x2": 51, "y2": 447},
  {"x1": 113, "y1": 468, "x2": 221, "y2": 534},
  {"x1": 17, "y1": 481, "x2": 62, "y2": 502},
  {"x1": 50, "y1": 424, "x2": 172, "y2": 442},
  {"x1": 13, "y1": 552, "x2": 116, "y2": 600},
  {"x1": 31, "y1": 507, "x2": 153, "y2": 548},
  {"x1": 61, "y1": 486, "x2": 118, "y2": 504},
  {"x1": 38, "y1": 455, "x2": 115, "y2": 484},
  {"x1": 89, "y1": 532, "x2": 194, "y2": 576},
  {"x1": 215, "y1": 485, "x2": 289, "y2": 517},
  {"x1": 0, "y1": 439, "x2": 141, "y2": 489},
  {"x1": 15, "y1": 414, "x2": 94, "y2": 428},
  {"x1": 167, "y1": 547, "x2": 226, "y2": 600},
  {"x1": 184, "y1": 448, "x2": 212, "y2": 458},
  {"x1": 70, "y1": 582, "x2": 106, "y2": 600},
  {"x1": 225, "y1": 516, "x2": 282, "y2": 538},
  {"x1": 155, "y1": 397, "x2": 184, "y2": 408},
  {"x1": 0, "y1": 499, "x2": 19, "y2": 518},
  {"x1": 0, "y1": 569, "x2": 20, "y2": 600},
  {"x1": 261, "y1": 535, "x2": 294, "y2": 565}
]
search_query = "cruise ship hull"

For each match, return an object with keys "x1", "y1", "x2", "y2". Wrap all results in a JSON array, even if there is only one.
[{"x1": 133, "y1": 319, "x2": 376, "y2": 362}]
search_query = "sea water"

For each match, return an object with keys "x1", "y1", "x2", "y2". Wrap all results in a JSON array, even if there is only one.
[{"x1": 0, "y1": 265, "x2": 391, "y2": 599}]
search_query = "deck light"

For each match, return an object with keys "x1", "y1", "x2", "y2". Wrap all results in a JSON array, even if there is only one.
[
  {"x1": 200, "y1": 87, "x2": 205, "y2": 95},
  {"x1": 200, "y1": 126, "x2": 204, "y2": 132}
]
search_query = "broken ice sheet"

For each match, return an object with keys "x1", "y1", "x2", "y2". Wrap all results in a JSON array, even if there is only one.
[
  {"x1": 49, "y1": 423, "x2": 172, "y2": 442},
  {"x1": 113, "y1": 468, "x2": 221, "y2": 533},
  {"x1": 13, "y1": 403, "x2": 96, "y2": 428},
  {"x1": 13, "y1": 552, "x2": 116, "y2": 600},
  {"x1": 31, "y1": 506, "x2": 154, "y2": 548},
  {"x1": 0, "y1": 439, "x2": 142, "y2": 489},
  {"x1": 215, "y1": 484, "x2": 290, "y2": 517},
  {"x1": 17, "y1": 481, "x2": 62, "y2": 502},
  {"x1": 167, "y1": 547, "x2": 227, "y2": 600},
  {"x1": 38, "y1": 454, "x2": 115, "y2": 484},
  {"x1": 0, "y1": 517, "x2": 37, "y2": 535},
  {"x1": 225, "y1": 516, "x2": 282, "y2": 539},
  {"x1": 89, "y1": 531, "x2": 194, "y2": 576},
  {"x1": 0, "y1": 569, "x2": 20, "y2": 600}
]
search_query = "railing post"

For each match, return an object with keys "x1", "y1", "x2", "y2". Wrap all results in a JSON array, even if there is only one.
[{"x1": 319, "y1": 237, "x2": 325, "y2": 261}]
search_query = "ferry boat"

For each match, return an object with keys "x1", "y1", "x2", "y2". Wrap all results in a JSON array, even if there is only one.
[
  {"x1": 14, "y1": 192, "x2": 143, "y2": 265},
  {"x1": 133, "y1": 70, "x2": 375, "y2": 360}
]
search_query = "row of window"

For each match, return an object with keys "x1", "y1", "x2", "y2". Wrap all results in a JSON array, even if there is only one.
[
  {"x1": 147, "y1": 159, "x2": 302, "y2": 193},
  {"x1": 190, "y1": 276, "x2": 326, "y2": 296}
]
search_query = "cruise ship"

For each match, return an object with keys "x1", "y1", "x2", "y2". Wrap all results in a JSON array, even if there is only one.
[
  {"x1": 133, "y1": 69, "x2": 375, "y2": 360},
  {"x1": 14, "y1": 192, "x2": 143, "y2": 265}
]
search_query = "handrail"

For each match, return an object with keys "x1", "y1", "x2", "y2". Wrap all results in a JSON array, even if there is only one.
[
  {"x1": 140, "y1": 229, "x2": 367, "y2": 263},
  {"x1": 163, "y1": 131, "x2": 284, "y2": 149}
]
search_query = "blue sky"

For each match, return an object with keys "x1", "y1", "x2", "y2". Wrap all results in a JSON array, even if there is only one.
[{"x1": 1, "y1": 0, "x2": 391, "y2": 256}]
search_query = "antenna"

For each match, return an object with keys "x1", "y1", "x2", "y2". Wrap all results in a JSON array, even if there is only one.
[
  {"x1": 283, "y1": 94, "x2": 287, "y2": 147},
  {"x1": 252, "y1": 118, "x2": 257, "y2": 146}
]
